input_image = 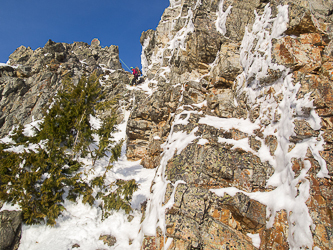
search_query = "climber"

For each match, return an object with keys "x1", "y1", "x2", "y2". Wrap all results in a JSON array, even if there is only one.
[
  {"x1": 130, "y1": 67, "x2": 137, "y2": 85},
  {"x1": 130, "y1": 67, "x2": 141, "y2": 85}
]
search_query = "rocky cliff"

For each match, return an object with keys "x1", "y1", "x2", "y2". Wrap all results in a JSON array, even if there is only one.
[
  {"x1": 0, "y1": 0, "x2": 333, "y2": 249},
  {"x1": 127, "y1": 0, "x2": 333, "y2": 249}
]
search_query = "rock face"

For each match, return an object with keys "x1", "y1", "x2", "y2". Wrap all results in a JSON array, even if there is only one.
[
  {"x1": 127, "y1": 0, "x2": 333, "y2": 249},
  {"x1": 0, "y1": 210, "x2": 22, "y2": 250},
  {"x1": 0, "y1": 39, "x2": 125, "y2": 137}
]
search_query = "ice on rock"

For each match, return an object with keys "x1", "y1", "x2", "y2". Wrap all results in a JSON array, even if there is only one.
[
  {"x1": 211, "y1": 4, "x2": 328, "y2": 249},
  {"x1": 215, "y1": 0, "x2": 232, "y2": 35}
]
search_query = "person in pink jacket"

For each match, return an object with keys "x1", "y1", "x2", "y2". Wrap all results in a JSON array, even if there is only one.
[{"x1": 131, "y1": 67, "x2": 141, "y2": 85}]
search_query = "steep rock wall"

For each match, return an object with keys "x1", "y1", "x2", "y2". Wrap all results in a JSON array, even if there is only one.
[{"x1": 127, "y1": 0, "x2": 333, "y2": 249}]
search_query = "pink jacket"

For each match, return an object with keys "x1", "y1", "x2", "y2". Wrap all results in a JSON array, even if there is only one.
[{"x1": 132, "y1": 68, "x2": 138, "y2": 76}]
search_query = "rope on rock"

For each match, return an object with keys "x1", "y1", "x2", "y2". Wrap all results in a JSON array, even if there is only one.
[{"x1": 119, "y1": 58, "x2": 131, "y2": 72}]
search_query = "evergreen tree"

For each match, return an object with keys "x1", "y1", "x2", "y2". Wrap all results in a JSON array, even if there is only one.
[{"x1": 0, "y1": 72, "x2": 138, "y2": 225}]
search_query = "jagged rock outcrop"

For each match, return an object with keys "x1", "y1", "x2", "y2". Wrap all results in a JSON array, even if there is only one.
[
  {"x1": 0, "y1": 39, "x2": 127, "y2": 137},
  {"x1": 127, "y1": 0, "x2": 333, "y2": 249}
]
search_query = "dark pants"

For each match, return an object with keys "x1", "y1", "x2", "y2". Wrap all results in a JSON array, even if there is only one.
[{"x1": 131, "y1": 75, "x2": 138, "y2": 85}]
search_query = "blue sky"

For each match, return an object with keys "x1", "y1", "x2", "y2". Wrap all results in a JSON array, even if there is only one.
[{"x1": 0, "y1": 0, "x2": 169, "y2": 71}]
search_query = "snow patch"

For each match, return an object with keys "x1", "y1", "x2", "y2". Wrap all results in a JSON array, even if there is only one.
[
  {"x1": 0, "y1": 62, "x2": 19, "y2": 68},
  {"x1": 141, "y1": 36, "x2": 151, "y2": 75},
  {"x1": 22, "y1": 117, "x2": 43, "y2": 137},
  {"x1": 197, "y1": 138, "x2": 209, "y2": 145},
  {"x1": 199, "y1": 115, "x2": 259, "y2": 135},
  {"x1": 215, "y1": 0, "x2": 232, "y2": 35},
  {"x1": 174, "y1": 109, "x2": 202, "y2": 126},
  {"x1": 192, "y1": 100, "x2": 207, "y2": 108},
  {"x1": 218, "y1": 137, "x2": 253, "y2": 152},
  {"x1": 247, "y1": 233, "x2": 261, "y2": 248},
  {"x1": 169, "y1": 0, "x2": 181, "y2": 8},
  {"x1": 0, "y1": 203, "x2": 21, "y2": 211},
  {"x1": 168, "y1": 9, "x2": 194, "y2": 52},
  {"x1": 89, "y1": 114, "x2": 102, "y2": 130}
]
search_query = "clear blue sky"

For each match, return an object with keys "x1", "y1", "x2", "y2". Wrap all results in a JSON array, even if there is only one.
[{"x1": 0, "y1": 0, "x2": 169, "y2": 71}]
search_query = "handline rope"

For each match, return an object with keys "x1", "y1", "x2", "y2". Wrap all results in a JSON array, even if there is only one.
[{"x1": 119, "y1": 58, "x2": 131, "y2": 72}]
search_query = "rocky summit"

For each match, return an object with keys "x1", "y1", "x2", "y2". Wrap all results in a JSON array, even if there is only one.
[
  {"x1": 0, "y1": 39, "x2": 125, "y2": 137},
  {"x1": 1, "y1": 0, "x2": 333, "y2": 249}
]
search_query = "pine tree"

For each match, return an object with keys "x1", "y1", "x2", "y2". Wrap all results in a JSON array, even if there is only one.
[{"x1": 0, "y1": 72, "x2": 138, "y2": 225}]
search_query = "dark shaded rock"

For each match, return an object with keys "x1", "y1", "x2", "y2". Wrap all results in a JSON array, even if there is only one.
[
  {"x1": 249, "y1": 135, "x2": 262, "y2": 152},
  {"x1": 265, "y1": 135, "x2": 278, "y2": 156},
  {"x1": 0, "y1": 210, "x2": 22, "y2": 250},
  {"x1": 0, "y1": 66, "x2": 16, "y2": 78},
  {"x1": 2, "y1": 78, "x2": 26, "y2": 97},
  {"x1": 200, "y1": 217, "x2": 254, "y2": 249},
  {"x1": 291, "y1": 119, "x2": 320, "y2": 143},
  {"x1": 285, "y1": 12, "x2": 318, "y2": 36},
  {"x1": 219, "y1": 192, "x2": 266, "y2": 230}
]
